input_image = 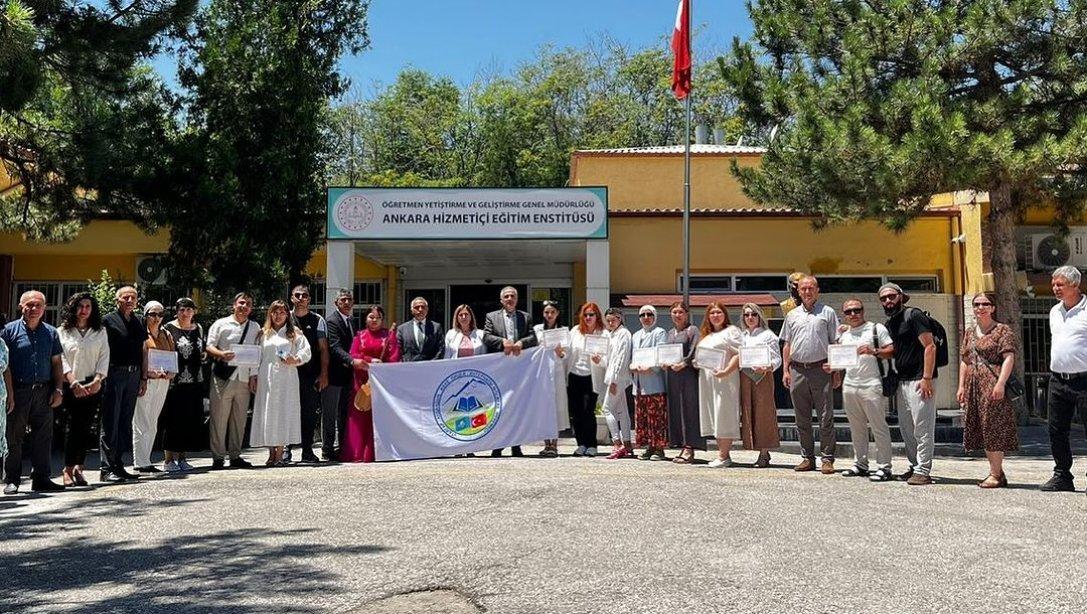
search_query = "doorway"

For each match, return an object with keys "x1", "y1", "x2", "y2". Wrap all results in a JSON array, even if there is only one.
[
  {"x1": 450, "y1": 284, "x2": 528, "y2": 330},
  {"x1": 402, "y1": 288, "x2": 446, "y2": 329}
]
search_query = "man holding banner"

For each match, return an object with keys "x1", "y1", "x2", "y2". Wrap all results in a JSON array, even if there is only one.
[{"x1": 482, "y1": 286, "x2": 538, "y2": 457}]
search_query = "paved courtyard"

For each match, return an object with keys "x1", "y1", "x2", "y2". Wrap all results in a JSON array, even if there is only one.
[{"x1": 2, "y1": 443, "x2": 1085, "y2": 613}]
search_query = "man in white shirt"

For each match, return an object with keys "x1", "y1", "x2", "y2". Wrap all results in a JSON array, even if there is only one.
[
  {"x1": 1041, "y1": 265, "x2": 1087, "y2": 493},
  {"x1": 205, "y1": 292, "x2": 261, "y2": 469},
  {"x1": 832, "y1": 299, "x2": 895, "y2": 481}
]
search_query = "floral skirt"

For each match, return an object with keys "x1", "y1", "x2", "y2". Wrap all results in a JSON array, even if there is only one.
[{"x1": 635, "y1": 393, "x2": 669, "y2": 449}]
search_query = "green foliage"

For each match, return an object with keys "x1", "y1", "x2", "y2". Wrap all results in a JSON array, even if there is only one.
[{"x1": 86, "y1": 270, "x2": 119, "y2": 315}]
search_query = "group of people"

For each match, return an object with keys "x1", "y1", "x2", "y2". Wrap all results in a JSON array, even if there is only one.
[{"x1": 1, "y1": 266, "x2": 1085, "y2": 495}]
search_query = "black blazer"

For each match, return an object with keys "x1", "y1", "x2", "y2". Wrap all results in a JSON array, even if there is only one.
[
  {"x1": 397, "y1": 320, "x2": 445, "y2": 362},
  {"x1": 325, "y1": 310, "x2": 355, "y2": 387},
  {"x1": 482, "y1": 309, "x2": 538, "y2": 353}
]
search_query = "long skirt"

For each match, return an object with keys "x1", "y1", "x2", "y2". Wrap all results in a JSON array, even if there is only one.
[
  {"x1": 162, "y1": 383, "x2": 206, "y2": 453},
  {"x1": 667, "y1": 367, "x2": 704, "y2": 450},
  {"x1": 635, "y1": 393, "x2": 669, "y2": 449},
  {"x1": 739, "y1": 372, "x2": 780, "y2": 450}
]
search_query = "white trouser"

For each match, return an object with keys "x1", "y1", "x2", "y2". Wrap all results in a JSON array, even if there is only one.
[
  {"x1": 602, "y1": 386, "x2": 631, "y2": 443},
  {"x1": 842, "y1": 384, "x2": 892, "y2": 471},
  {"x1": 132, "y1": 379, "x2": 169, "y2": 467}
]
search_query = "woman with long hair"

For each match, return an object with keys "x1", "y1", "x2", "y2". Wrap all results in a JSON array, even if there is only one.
[
  {"x1": 534, "y1": 300, "x2": 570, "y2": 457},
  {"x1": 567, "y1": 302, "x2": 605, "y2": 457},
  {"x1": 666, "y1": 302, "x2": 702, "y2": 464},
  {"x1": 738, "y1": 303, "x2": 781, "y2": 468},
  {"x1": 57, "y1": 292, "x2": 109, "y2": 486},
  {"x1": 162, "y1": 298, "x2": 206, "y2": 472},
  {"x1": 132, "y1": 301, "x2": 175, "y2": 473},
  {"x1": 696, "y1": 301, "x2": 743, "y2": 467},
  {"x1": 598, "y1": 307, "x2": 632, "y2": 459},
  {"x1": 250, "y1": 299, "x2": 311, "y2": 466},
  {"x1": 344, "y1": 304, "x2": 400, "y2": 463},
  {"x1": 444, "y1": 304, "x2": 486, "y2": 358}
]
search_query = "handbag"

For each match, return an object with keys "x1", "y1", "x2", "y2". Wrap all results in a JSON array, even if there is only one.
[
  {"x1": 971, "y1": 333, "x2": 1024, "y2": 402},
  {"x1": 212, "y1": 319, "x2": 251, "y2": 380},
  {"x1": 354, "y1": 322, "x2": 396, "y2": 412},
  {"x1": 873, "y1": 325, "x2": 897, "y2": 398}
]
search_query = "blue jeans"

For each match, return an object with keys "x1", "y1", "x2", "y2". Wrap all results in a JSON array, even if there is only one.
[{"x1": 100, "y1": 366, "x2": 141, "y2": 472}]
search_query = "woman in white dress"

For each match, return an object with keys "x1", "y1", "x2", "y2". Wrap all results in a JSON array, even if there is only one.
[
  {"x1": 132, "y1": 301, "x2": 175, "y2": 473},
  {"x1": 696, "y1": 301, "x2": 743, "y2": 468},
  {"x1": 251, "y1": 300, "x2": 312, "y2": 466},
  {"x1": 595, "y1": 307, "x2": 632, "y2": 459},
  {"x1": 443, "y1": 304, "x2": 487, "y2": 358},
  {"x1": 534, "y1": 300, "x2": 571, "y2": 457}
]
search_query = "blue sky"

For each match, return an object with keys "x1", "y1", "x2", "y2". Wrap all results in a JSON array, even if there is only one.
[{"x1": 337, "y1": 0, "x2": 754, "y2": 98}]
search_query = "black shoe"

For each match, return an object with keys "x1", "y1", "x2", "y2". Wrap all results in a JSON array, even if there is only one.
[
  {"x1": 111, "y1": 468, "x2": 138, "y2": 481},
  {"x1": 491, "y1": 449, "x2": 502, "y2": 457},
  {"x1": 3, "y1": 483, "x2": 18, "y2": 495},
  {"x1": 211, "y1": 458, "x2": 226, "y2": 470},
  {"x1": 511, "y1": 446, "x2": 524, "y2": 457},
  {"x1": 230, "y1": 457, "x2": 253, "y2": 469},
  {"x1": 841, "y1": 467, "x2": 869, "y2": 477},
  {"x1": 31, "y1": 480, "x2": 65, "y2": 492},
  {"x1": 135, "y1": 466, "x2": 162, "y2": 474},
  {"x1": 300, "y1": 452, "x2": 321, "y2": 463},
  {"x1": 898, "y1": 468, "x2": 914, "y2": 482},
  {"x1": 322, "y1": 450, "x2": 339, "y2": 462},
  {"x1": 1040, "y1": 473, "x2": 1076, "y2": 492}
]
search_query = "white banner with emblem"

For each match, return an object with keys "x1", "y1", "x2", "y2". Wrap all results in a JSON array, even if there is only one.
[{"x1": 369, "y1": 347, "x2": 557, "y2": 461}]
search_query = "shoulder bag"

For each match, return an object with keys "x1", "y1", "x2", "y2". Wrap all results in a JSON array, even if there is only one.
[
  {"x1": 970, "y1": 329, "x2": 1024, "y2": 402},
  {"x1": 873, "y1": 324, "x2": 897, "y2": 398},
  {"x1": 212, "y1": 319, "x2": 251, "y2": 381},
  {"x1": 355, "y1": 322, "x2": 397, "y2": 412}
]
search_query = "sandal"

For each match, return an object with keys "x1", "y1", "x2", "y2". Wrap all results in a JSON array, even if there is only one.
[
  {"x1": 979, "y1": 473, "x2": 1007, "y2": 489},
  {"x1": 754, "y1": 452, "x2": 771, "y2": 468},
  {"x1": 672, "y1": 454, "x2": 692, "y2": 464}
]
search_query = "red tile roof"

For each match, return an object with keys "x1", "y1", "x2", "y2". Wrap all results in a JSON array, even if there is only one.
[{"x1": 621, "y1": 294, "x2": 779, "y2": 308}]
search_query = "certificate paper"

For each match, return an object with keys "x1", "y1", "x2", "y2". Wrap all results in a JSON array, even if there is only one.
[
  {"x1": 828, "y1": 344, "x2": 860, "y2": 369},
  {"x1": 656, "y1": 343, "x2": 684, "y2": 366},
  {"x1": 739, "y1": 345, "x2": 772, "y2": 369},
  {"x1": 228, "y1": 344, "x2": 261, "y2": 367},
  {"x1": 541, "y1": 327, "x2": 571, "y2": 349},
  {"x1": 694, "y1": 346, "x2": 726, "y2": 371},
  {"x1": 631, "y1": 347, "x2": 657, "y2": 369},
  {"x1": 583, "y1": 334, "x2": 609, "y2": 356},
  {"x1": 147, "y1": 349, "x2": 178, "y2": 373}
]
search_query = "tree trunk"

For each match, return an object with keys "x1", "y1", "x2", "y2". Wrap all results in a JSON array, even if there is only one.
[{"x1": 986, "y1": 182, "x2": 1029, "y2": 424}]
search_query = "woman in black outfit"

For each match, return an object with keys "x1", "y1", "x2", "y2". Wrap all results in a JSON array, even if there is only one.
[{"x1": 162, "y1": 298, "x2": 206, "y2": 472}]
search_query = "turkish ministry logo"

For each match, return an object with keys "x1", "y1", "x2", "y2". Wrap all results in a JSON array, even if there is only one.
[
  {"x1": 432, "y1": 369, "x2": 503, "y2": 441},
  {"x1": 334, "y1": 194, "x2": 374, "y2": 234}
]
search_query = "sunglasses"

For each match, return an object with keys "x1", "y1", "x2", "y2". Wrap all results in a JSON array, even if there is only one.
[
  {"x1": 146, "y1": 312, "x2": 164, "y2": 318},
  {"x1": 878, "y1": 294, "x2": 899, "y2": 303},
  {"x1": 639, "y1": 313, "x2": 655, "y2": 318},
  {"x1": 584, "y1": 312, "x2": 598, "y2": 317},
  {"x1": 742, "y1": 312, "x2": 759, "y2": 318},
  {"x1": 294, "y1": 292, "x2": 309, "y2": 298},
  {"x1": 972, "y1": 302, "x2": 993, "y2": 308},
  {"x1": 843, "y1": 308, "x2": 863, "y2": 315}
]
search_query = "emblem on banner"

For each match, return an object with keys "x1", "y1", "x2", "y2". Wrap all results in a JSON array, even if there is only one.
[
  {"x1": 334, "y1": 194, "x2": 374, "y2": 233},
  {"x1": 432, "y1": 369, "x2": 503, "y2": 441}
]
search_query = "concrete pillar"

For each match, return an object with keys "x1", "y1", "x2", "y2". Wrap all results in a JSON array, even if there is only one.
[
  {"x1": 325, "y1": 240, "x2": 354, "y2": 315},
  {"x1": 585, "y1": 239, "x2": 610, "y2": 309}
]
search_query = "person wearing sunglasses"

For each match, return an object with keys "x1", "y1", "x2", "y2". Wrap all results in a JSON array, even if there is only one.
[
  {"x1": 132, "y1": 301, "x2": 176, "y2": 473},
  {"x1": 739, "y1": 303, "x2": 781, "y2": 468},
  {"x1": 956, "y1": 292, "x2": 1019, "y2": 488},
  {"x1": 631, "y1": 305, "x2": 670, "y2": 461},
  {"x1": 832, "y1": 299, "x2": 895, "y2": 481},
  {"x1": 286, "y1": 283, "x2": 329, "y2": 464},
  {"x1": 568, "y1": 302, "x2": 605, "y2": 456}
]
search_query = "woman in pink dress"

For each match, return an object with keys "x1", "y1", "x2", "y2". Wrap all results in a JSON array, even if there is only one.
[{"x1": 343, "y1": 304, "x2": 400, "y2": 463}]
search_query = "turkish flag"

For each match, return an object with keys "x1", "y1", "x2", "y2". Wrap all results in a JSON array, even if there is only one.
[{"x1": 671, "y1": 0, "x2": 691, "y2": 100}]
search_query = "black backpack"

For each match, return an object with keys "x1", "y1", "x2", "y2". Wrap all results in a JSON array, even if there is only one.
[{"x1": 907, "y1": 307, "x2": 949, "y2": 368}]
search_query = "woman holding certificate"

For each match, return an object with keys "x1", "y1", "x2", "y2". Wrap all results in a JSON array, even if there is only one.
[
  {"x1": 696, "y1": 301, "x2": 743, "y2": 467},
  {"x1": 533, "y1": 301, "x2": 570, "y2": 457},
  {"x1": 739, "y1": 303, "x2": 781, "y2": 468},
  {"x1": 132, "y1": 301, "x2": 176, "y2": 473},
  {"x1": 567, "y1": 302, "x2": 605, "y2": 457},
  {"x1": 631, "y1": 305, "x2": 669, "y2": 461},
  {"x1": 597, "y1": 307, "x2": 633, "y2": 459},
  {"x1": 345, "y1": 304, "x2": 401, "y2": 463},
  {"x1": 57, "y1": 292, "x2": 110, "y2": 486},
  {"x1": 251, "y1": 300, "x2": 312, "y2": 466},
  {"x1": 665, "y1": 302, "x2": 702, "y2": 464},
  {"x1": 162, "y1": 298, "x2": 205, "y2": 472}
]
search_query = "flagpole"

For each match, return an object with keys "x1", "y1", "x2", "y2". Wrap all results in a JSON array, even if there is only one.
[{"x1": 681, "y1": 0, "x2": 692, "y2": 306}]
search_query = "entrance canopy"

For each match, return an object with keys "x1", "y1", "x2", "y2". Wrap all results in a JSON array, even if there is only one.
[{"x1": 352, "y1": 239, "x2": 587, "y2": 269}]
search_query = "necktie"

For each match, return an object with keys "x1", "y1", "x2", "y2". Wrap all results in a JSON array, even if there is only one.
[
  {"x1": 343, "y1": 313, "x2": 352, "y2": 338},
  {"x1": 416, "y1": 320, "x2": 424, "y2": 347}
]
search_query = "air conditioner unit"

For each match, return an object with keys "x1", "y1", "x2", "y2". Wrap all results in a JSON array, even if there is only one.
[
  {"x1": 1026, "y1": 232, "x2": 1087, "y2": 271},
  {"x1": 135, "y1": 254, "x2": 167, "y2": 285}
]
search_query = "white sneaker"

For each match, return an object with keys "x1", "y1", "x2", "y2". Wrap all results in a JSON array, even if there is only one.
[
  {"x1": 178, "y1": 460, "x2": 195, "y2": 471},
  {"x1": 707, "y1": 457, "x2": 733, "y2": 468},
  {"x1": 584, "y1": 447, "x2": 597, "y2": 457},
  {"x1": 163, "y1": 461, "x2": 182, "y2": 473}
]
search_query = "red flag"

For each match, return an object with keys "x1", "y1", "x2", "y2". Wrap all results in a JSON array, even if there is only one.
[{"x1": 671, "y1": 0, "x2": 691, "y2": 100}]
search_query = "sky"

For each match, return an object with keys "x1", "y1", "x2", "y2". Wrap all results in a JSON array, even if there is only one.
[{"x1": 337, "y1": 0, "x2": 755, "y2": 98}]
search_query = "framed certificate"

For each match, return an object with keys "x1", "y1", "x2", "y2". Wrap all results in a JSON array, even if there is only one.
[
  {"x1": 541, "y1": 327, "x2": 571, "y2": 349},
  {"x1": 228, "y1": 344, "x2": 261, "y2": 367},
  {"x1": 656, "y1": 343, "x2": 684, "y2": 366},
  {"x1": 694, "y1": 346, "x2": 726, "y2": 371},
  {"x1": 631, "y1": 347, "x2": 657, "y2": 369},
  {"x1": 739, "y1": 345, "x2": 772, "y2": 369},
  {"x1": 583, "y1": 334, "x2": 609, "y2": 356},
  {"x1": 147, "y1": 349, "x2": 178, "y2": 373},
  {"x1": 828, "y1": 344, "x2": 860, "y2": 369}
]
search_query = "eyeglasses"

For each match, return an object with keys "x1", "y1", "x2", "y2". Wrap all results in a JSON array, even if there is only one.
[
  {"x1": 639, "y1": 313, "x2": 654, "y2": 318},
  {"x1": 742, "y1": 312, "x2": 759, "y2": 318},
  {"x1": 972, "y1": 302, "x2": 993, "y2": 308},
  {"x1": 843, "y1": 308, "x2": 863, "y2": 315},
  {"x1": 293, "y1": 292, "x2": 309, "y2": 298},
  {"x1": 584, "y1": 313, "x2": 598, "y2": 317},
  {"x1": 878, "y1": 294, "x2": 899, "y2": 303}
]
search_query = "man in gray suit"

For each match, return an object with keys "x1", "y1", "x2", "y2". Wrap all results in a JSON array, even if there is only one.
[
  {"x1": 483, "y1": 286, "x2": 538, "y2": 456},
  {"x1": 397, "y1": 297, "x2": 444, "y2": 362}
]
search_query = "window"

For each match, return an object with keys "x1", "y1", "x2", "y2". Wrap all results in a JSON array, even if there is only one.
[
  {"x1": 677, "y1": 275, "x2": 731, "y2": 293},
  {"x1": 735, "y1": 275, "x2": 788, "y2": 292},
  {"x1": 816, "y1": 276, "x2": 884, "y2": 294},
  {"x1": 12, "y1": 282, "x2": 88, "y2": 326},
  {"x1": 887, "y1": 276, "x2": 940, "y2": 293},
  {"x1": 677, "y1": 274, "x2": 788, "y2": 294},
  {"x1": 313, "y1": 278, "x2": 383, "y2": 330}
]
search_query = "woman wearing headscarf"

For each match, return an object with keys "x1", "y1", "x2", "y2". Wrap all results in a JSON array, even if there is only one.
[
  {"x1": 132, "y1": 301, "x2": 175, "y2": 473},
  {"x1": 631, "y1": 305, "x2": 669, "y2": 461},
  {"x1": 738, "y1": 303, "x2": 781, "y2": 467}
]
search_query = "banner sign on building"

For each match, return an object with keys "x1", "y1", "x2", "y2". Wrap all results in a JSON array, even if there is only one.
[
  {"x1": 327, "y1": 187, "x2": 607, "y2": 240},
  {"x1": 369, "y1": 347, "x2": 558, "y2": 461}
]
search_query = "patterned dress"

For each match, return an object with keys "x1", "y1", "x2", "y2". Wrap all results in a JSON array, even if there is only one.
[
  {"x1": 163, "y1": 323, "x2": 206, "y2": 452},
  {"x1": 961, "y1": 323, "x2": 1020, "y2": 452}
]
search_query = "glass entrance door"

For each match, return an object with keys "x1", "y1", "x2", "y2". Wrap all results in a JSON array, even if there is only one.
[
  {"x1": 402, "y1": 288, "x2": 446, "y2": 329},
  {"x1": 449, "y1": 284, "x2": 529, "y2": 329}
]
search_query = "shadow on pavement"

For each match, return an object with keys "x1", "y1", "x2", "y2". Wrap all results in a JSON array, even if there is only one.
[{"x1": 0, "y1": 496, "x2": 390, "y2": 612}]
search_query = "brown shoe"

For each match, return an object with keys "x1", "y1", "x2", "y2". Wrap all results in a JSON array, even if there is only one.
[
  {"x1": 754, "y1": 451, "x2": 771, "y2": 468},
  {"x1": 979, "y1": 473, "x2": 1007, "y2": 489},
  {"x1": 906, "y1": 474, "x2": 933, "y2": 486},
  {"x1": 820, "y1": 460, "x2": 835, "y2": 474},
  {"x1": 794, "y1": 458, "x2": 815, "y2": 472}
]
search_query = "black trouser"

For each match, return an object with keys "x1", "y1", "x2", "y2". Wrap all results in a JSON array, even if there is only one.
[
  {"x1": 320, "y1": 383, "x2": 351, "y2": 456},
  {"x1": 4, "y1": 386, "x2": 53, "y2": 484},
  {"x1": 294, "y1": 373, "x2": 321, "y2": 456},
  {"x1": 1048, "y1": 375, "x2": 1087, "y2": 477},
  {"x1": 62, "y1": 385, "x2": 102, "y2": 466},
  {"x1": 567, "y1": 373, "x2": 598, "y2": 447},
  {"x1": 100, "y1": 366, "x2": 141, "y2": 472}
]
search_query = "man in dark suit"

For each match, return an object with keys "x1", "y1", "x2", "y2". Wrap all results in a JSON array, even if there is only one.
[
  {"x1": 483, "y1": 286, "x2": 538, "y2": 457},
  {"x1": 321, "y1": 288, "x2": 357, "y2": 462},
  {"x1": 396, "y1": 297, "x2": 444, "y2": 362}
]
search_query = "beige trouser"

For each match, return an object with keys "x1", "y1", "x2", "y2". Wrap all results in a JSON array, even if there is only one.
[
  {"x1": 842, "y1": 384, "x2": 892, "y2": 471},
  {"x1": 209, "y1": 377, "x2": 251, "y2": 460}
]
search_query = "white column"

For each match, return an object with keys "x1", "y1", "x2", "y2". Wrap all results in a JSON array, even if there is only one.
[
  {"x1": 586, "y1": 239, "x2": 610, "y2": 308},
  {"x1": 325, "y1": 240, "x2": 355, "y2": 315}
]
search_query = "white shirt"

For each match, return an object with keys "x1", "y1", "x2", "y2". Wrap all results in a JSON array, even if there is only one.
[
  {"x1": 1050, "y1": 295, "x2": 1087, "y2": 373},
  {"x1": 58, "y1": 327, "x2": 110, "y2": 382},
  {"x1": 443, "y1": 328, "x2": 486, "y2": 359},
  {"x1": 837, "y1": 322, "x2": 893, "y2": 387},
  {"x1": 568, "y1": 328, "x2": 602, "y2": 377},
  {"x1": 206, "y1": 315, "x2": 263, "y2": 381}
]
